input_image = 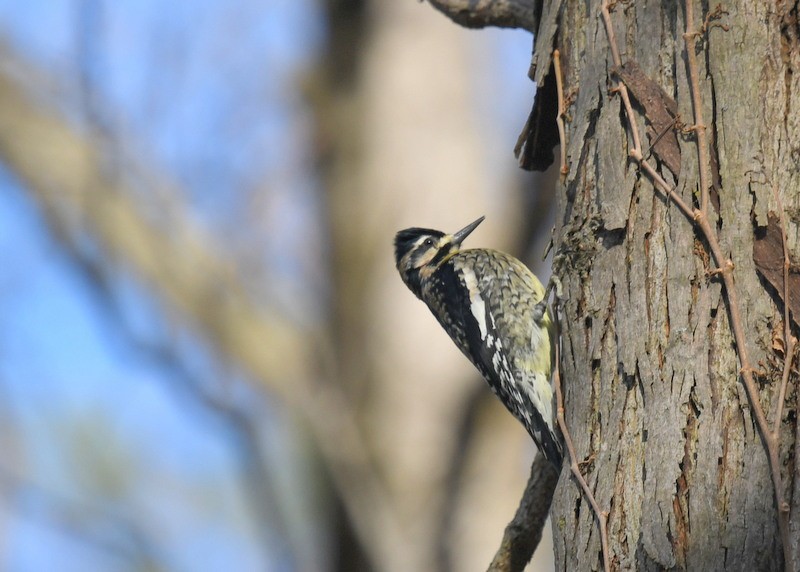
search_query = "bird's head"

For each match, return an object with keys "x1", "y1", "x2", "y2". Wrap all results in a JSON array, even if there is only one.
[{"x1": 394, "y1": 216, "x2": 484, "y2": 298}]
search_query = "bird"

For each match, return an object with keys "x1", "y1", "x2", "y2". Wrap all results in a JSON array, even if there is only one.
[{"x1": 394, "y1": 216, "x2": 562, "y2": 466}]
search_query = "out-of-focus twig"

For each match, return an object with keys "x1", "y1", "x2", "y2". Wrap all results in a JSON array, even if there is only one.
[{"x1": 0, "y1": 463, "x2": 167, "y2": 570}]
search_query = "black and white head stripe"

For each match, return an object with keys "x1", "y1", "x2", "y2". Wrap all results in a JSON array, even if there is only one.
[{"x1": 394, "y1": 227, "x2": 445, "y2": 266}]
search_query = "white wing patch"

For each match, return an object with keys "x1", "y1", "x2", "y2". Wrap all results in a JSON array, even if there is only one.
[
  {"x1": 462, "y1": 262, "x2": 557, "y2": 448},
  {"x1": 461, "y1": 266, "x2": 488, "y2": 340}
]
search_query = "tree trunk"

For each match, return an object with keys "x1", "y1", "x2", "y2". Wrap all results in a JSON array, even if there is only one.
[{"x1": 547, "y1": 1, "x2": 797, "y2": 570}]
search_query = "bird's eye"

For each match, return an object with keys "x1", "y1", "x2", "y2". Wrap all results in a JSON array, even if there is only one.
[{"x1": 424, "y1": 238, "x2": 435, "y2": 247}]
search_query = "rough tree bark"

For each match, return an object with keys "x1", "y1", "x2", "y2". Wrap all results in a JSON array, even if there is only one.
[
  {"x1": 430, "y1": 0, "x2": 799, "y2": 570},
  {"x1": 537, "y1": 2, "x2": 798, "y2": 570},
  {"x1": 549, "y1": 2, "x2": 797, "y2": 570}
]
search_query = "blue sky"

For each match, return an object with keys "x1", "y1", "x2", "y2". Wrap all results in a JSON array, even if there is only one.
[
  {"x1": 0, "y1": 2, "x2": 322, "y2": 569},
  {"x1": 0, "y1": 1, "x2": 534, "y2": 569}
]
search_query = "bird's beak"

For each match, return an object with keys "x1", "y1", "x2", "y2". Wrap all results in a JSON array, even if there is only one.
[{"x1": 452, "y1": 216, "x2": 485, "y2": 246}]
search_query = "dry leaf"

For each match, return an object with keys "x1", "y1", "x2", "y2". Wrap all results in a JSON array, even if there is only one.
[
  {"x1": 614, "y1": 61, "x2": 681, "y2": 177},
  {"x1": 753, "y1": 211, "x2": 800, "y2": 328}
]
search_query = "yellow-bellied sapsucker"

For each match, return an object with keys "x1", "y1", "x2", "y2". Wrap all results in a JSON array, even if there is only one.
[{"x1": 394, "y1": 216, "x2": 562, "y2": 466}]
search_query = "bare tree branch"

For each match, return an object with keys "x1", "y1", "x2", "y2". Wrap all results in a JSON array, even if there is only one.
[
  {"x1": 426, "y1": 0, "x2": 538, "y2": 32},
  {"x1": 486, "y1": 454, "x2": 558, "y2": 571}
]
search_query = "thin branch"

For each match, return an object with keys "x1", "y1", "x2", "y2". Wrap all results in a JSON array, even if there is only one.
[
  {"x1": 39, "y1": 221, "x2": 301, "y2": 568},
  {"x1": 553, "y1": 296, "x2": 611, "y2": 572},
  {"x1": 697, "y1": 211, "x2": 791, "y2": 562},
  {"x1": 769, "y1": 184, "x2": 795, "y2": 434},
  {"x1": 486, "y1": 454, "x2": 559, "y2": 572},
  {"x1": 554, "y1": 49, "x2": 568, "y2": 177},
  {"x1": 600, "y1": 2, "x2": 642, "y2": 154},
  {"x1": 682, "y1": 0, "x2": 713, "y2": 216},
  {"x1": 772, "y1": 314, "x2": 794, "y2": 435},
  {"x1": 769, "y1": 183, "x2": 796, "y2": 571},
  {"x1": 636, "y1": 155, "x2": 695, "y2": 219},
  {"x1": 426, "y1": 0, "x2": 539, "y2": 32},
  {"x1": 641, "y1": 115, "x2": 681, "y2": 165},
  {"x1": 0, "y1": 463, "x2": 168, "y2": 569}
]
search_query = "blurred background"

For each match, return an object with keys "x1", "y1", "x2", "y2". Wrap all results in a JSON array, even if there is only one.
[{"x1": 0, "y1": 1, "x2": 556, "y2": 570}]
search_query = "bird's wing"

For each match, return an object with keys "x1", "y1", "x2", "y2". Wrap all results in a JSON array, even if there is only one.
[{"x1": 453, "y1": 251, "x2": 562, "y2": 464}]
